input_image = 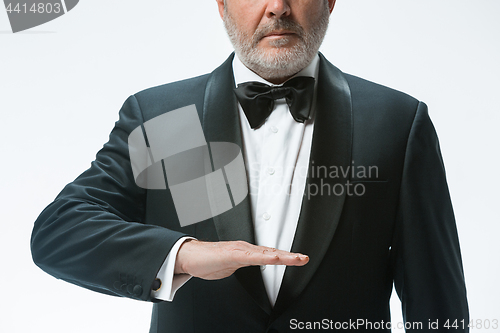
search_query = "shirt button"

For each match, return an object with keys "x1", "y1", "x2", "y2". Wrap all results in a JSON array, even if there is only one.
[
  {"x1": 269, "y1": 126, "x2": 278, "y2": 133},
  {"x1": 261, "y1": 265, "x2": 267, "y2": 271},
  {"x1": 267, "y1": 167, "x2": 275, "y2": 175},
  {"x1": 262, "y1": 212, "x2": 271, "y2": 221}
]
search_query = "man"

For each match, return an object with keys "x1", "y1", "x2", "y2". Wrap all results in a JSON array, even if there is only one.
[{"x1": 31, "y1": 0, "x2": 469, "y2": 332}]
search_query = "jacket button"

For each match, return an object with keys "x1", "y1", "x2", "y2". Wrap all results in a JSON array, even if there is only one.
[
  {"x1": 133, "y1": 285, "x2": 143, "y2": 297},
  {"x1": 127, "y1": 284, "x2": 134, "y2": 294}
]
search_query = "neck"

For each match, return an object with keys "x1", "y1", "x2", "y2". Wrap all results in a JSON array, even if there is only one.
[
  {"x1": 252, "y1": 70, "x2": 297, "y2": 85},
  {"x1": 237, "y1": 54, "x2": 310, "y2": 85},
  {"x1": 233, "y1": 53, "x2": 321, "y2": 87}
]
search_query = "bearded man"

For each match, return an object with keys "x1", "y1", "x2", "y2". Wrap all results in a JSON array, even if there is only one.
[{"x1": 31, "y1": 0, "x2": 469, "y2": 332}]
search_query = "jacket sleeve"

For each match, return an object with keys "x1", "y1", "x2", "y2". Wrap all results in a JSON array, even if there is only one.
[
  {"x1": 30, "y1": 95, "x2": 187, "y2": 302},
  {"x1": 392, "y1": 102, "x2": 469, "y2": 331}
]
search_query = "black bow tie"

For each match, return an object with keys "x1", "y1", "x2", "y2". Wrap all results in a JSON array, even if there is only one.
[{"x1": 233, "y1": 76, "x2": 315, "y2": 129}]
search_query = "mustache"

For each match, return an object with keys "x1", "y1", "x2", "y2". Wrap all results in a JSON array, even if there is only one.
[{"x1": 253, "y1": 18, "x2": 305, "y2": 43}]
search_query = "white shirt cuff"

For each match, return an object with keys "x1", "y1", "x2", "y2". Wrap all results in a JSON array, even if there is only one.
[{"x1": 152, "y1": 236, "x2": 195, "y2": 301}]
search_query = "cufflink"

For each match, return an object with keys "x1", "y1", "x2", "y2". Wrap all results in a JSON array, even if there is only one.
[{"x1": 151, "y1": 278, "x2": 162, "y2": 292}]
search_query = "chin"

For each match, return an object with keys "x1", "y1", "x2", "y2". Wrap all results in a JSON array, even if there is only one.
[
  {"x1": 234, "y1": 38, "x2": 317, "y2": 82},
  {"x1": 260, "y1": 48, "x2": 294, "y2": 63},
  {"x1": 246, "y1": 53, "x2": 313, "y2": 82}
]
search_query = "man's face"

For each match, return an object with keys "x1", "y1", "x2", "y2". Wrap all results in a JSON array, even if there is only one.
[{"x1": 217, "y1": 0, "x2": 336, "y2": 83}]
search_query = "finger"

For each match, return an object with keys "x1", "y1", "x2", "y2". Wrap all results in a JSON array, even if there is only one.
[
  {"x1": 245, "y1": 243, "x2": 304, "y2": 258},
  {"x1": 220, "y1": 241, "x2": 309, "y2": 266},
  {"x1": 254, "y1": 251, "x2": 309, "y2": 266},
  {"x1": 255, "y1": 246, "x2": 308, "y2": 263},
  {"x1": 226, "y1": 241, "x2": 302, "y2": 259},
  {"x1": 228, "y1": 248, "x2": 279, "y2": 265},
  {"x1": 265, "y1": 251, "x2": 309, "y2": 266},
  {"x1": 229, "y1": 248, "x2": 309, "y2": 267}
]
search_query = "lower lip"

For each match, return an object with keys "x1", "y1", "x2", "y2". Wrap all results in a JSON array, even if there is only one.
[{"x1": 264, "y1": 33, "x2": 295, "y2": 40}]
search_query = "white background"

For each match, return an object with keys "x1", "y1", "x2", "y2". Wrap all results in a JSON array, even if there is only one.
[{"x1": 1, "y1": 0, "x2": 499, "y2": 332}]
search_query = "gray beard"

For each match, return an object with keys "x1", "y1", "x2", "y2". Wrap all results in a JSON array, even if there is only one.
[{"x1": 223, "y1": 2, "x2": 330, "y2": 81}]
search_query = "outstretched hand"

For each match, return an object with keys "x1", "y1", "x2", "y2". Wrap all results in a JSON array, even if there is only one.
[{"x1": 174, "y1": 240, "x2": 309, "y2": 280}]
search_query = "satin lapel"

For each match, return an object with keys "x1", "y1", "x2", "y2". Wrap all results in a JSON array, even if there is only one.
[
  {"x1": 202, "y1": 53, "x2": 273, "y2": 315},
  {"x1": 271, "y1": 54, "x2": 353, "y2": 320}
]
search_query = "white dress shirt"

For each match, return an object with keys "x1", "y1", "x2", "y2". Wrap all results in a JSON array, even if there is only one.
[{"x1": 153, "y1": 54, "x2": 319, "y2": 306}]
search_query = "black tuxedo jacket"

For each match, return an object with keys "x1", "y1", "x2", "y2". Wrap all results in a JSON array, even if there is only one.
[{"x1": 31, "y1": 53, "x2": 469, "y2": 332}]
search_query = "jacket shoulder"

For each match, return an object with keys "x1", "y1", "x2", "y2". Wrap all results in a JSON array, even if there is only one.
[
  {"x1": 341, "y1": 73, "x2": 427, "y2": 155},
  {"x1": 344, "y1": 73, "x2": 420, "y2": 112},
  {"x1": 132, "y1": 74, "x2": 211, "y2": 121}
]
